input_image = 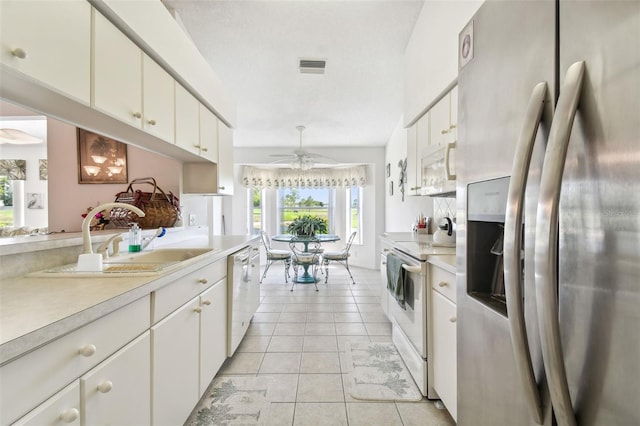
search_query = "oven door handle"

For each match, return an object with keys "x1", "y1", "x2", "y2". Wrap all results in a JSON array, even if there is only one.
[{"x1": 401, "y1": 264, "x2": 422, "y2": 274}]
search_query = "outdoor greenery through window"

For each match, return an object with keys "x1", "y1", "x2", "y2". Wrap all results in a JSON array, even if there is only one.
[
  {"x1": 278, "y1": 188, "x2": 332, "y2": 234},
  {"x1": 251, "y1": 187, "x2": 262, "y2": 235},
  {"x1": 348, "y1": 186, "x2": 363, "y2": 244},
  {"x1": 0, "y1": 176, "x2": 13, "y2": 226}
]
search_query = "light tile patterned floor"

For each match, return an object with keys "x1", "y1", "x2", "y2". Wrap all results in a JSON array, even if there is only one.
[{"x1": 212, "y1": 263, "x2": 455, "y2": 425}]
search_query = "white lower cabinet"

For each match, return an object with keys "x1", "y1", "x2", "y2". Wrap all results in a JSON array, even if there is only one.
[
  {"x1": 379, "y1": 247, "x2": 390, "y2": 318},
  {"x1": 12, "y1": 382, "x2": 80, "y2": 426},
  {"x1": 199, "y1": 279, "x2": 227, "y2": 395},
  {"x1": 431, "y1": 265, "x2": 457, "y2": 421},
  {"x1": 151, "y1": 297, "x2": 201, "y2": 426},
  {"x1": 81, "y1": 332, "x2": 151, "y2": 426},
  {"x1": 151, "y1": 276, "x2": 228, "y2": 425}
]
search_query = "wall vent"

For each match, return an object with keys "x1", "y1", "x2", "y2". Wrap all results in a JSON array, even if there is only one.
[{"x1": 299, "y1": 58, "x2": 326, "y2": 74}]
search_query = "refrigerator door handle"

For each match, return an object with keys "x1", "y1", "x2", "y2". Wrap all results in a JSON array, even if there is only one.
[
  {"x1": 504, "y1": 81, "x2": 547, "y2": 425},
  {"x1": 535, "y1": 61, "x2": 585, "y2": 426}
]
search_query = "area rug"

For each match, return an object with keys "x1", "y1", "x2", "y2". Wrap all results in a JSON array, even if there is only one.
[
  {"x1": 345, "y1": 342, "x2": 423, "y2": 402},
  {"x1": 185, "y1": 376, "x2": 272, "y2": 426}
]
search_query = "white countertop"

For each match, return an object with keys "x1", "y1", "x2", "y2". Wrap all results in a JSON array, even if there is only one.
[
  {"x1": 380, "y1": 232, "x2": 456, "y2": 262},
  {"x1": 0, "y1": 232, "x2": 258, "y2": 365}
]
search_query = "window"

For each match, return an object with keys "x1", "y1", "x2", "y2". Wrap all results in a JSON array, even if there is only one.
[
  {"x1": 278, "y1": 188, "x2": 333, "y2": 234},
  {"x1": 347, "y1": 186, "x2": 363, "y2": 244},
  {"x1": 249, "y1": 187, "x2": 262, "y2": 235}
]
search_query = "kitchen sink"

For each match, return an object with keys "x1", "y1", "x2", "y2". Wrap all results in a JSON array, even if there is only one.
[{"x1": 29, "y1": 248, "x2": 216, "y2": 278}]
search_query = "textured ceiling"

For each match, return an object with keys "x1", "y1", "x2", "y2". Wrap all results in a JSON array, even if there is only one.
[{"x1": 162, "y1": 0, "x2": 424, "y2": 150}]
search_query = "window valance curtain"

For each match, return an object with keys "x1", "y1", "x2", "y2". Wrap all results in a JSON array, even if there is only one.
[{"x1": 242, "y1": 165, "x2": 367, "y2": 189}]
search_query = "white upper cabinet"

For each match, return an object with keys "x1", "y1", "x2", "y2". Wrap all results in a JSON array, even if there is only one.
[
  {"x1": 142, "y1": 54, "x2": 175, "y2": 143},
  {"x1": 175, "y1": 83, "x2": 201, "y2": 155},
  {"x1": 217, "y1": 123, "x2": 234, "y2": 195},
  {"x1": 92, "y1": 10, "x2": 143, "y2": 127},
  {"x1": 199, "y1": 104, "x2": 219, "y2": 163},
  {"x1": 0, "y1": 0, "x2": 91, "y2": 105},
  {"x1": 429, "y1": 95, "x2": 450, "y2": 148},
  {"x1": 406, "y1": 123, "x2": 419, "y2": 196}
]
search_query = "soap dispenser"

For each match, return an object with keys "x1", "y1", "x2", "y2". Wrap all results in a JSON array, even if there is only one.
[{"x1": 129, "y1": 223, "x2": 142, "y2": 252}]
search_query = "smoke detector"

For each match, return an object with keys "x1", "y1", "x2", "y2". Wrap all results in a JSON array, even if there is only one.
[{"x1": 299, "y1": 58, "x2": 326, "y2": 75}]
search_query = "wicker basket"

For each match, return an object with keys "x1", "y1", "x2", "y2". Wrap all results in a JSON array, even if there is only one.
[{"x1": 111, "y1": 177, "x2": 180, "y2": 229}]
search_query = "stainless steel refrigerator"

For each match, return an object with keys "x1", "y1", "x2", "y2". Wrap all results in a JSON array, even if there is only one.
[{"x1": 456, "y1": 1, "x2": 639, "y2": 425}]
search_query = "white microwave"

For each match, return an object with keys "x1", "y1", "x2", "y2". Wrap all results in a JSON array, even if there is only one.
[{"x1": 420, "y1": 141, "x2": 456, "y2": 196}]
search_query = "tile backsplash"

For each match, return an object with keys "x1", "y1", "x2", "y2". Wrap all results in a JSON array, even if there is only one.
[{"x1": 432, "y1": 197, "x2": 456, "y2": 232}]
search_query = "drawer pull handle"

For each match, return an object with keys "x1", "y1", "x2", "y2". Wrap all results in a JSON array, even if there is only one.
[
  {"x1": 11, "y1": 48, "x2": 27, "y2": 59},
  {"x1": 438, "y1": 281, "x2": 448, "y2": 287},
  {"x1": 78, "y1": 344, "x2": 96, "y2": 357},
  {"x1": 147, "y1": 119, "x2": 157, "y2": 126},
  {"x1": 202, "y1": 300, "x2": 211, "y2": 306},
  {"x1": 383, "y1": 248, "x2": 390, "y2": 252},
  {"x1": 97, "y1": 381, "x2": 113, "y2": 393},
  {"x1": 132, "y1": 112, "x2": 142, "y2": 119},
  {"x1": 194, "y1": 306, "x2": 203, "y2": 313},
  {"x1": 219, "y1": 186, "x2": 226, "y2": 190},
  {"x1": 449, "y1": 316, "x2": 457, "y2": 323},
  {"x1": 60, "y1": 408, "x2": 80, "y2": 423},
  {"x1": 382, "y1": 262, "x2": 386, "y2": 265},
  {"x1": 198, "y1": 278, "x2": 208, "y2": 284}
]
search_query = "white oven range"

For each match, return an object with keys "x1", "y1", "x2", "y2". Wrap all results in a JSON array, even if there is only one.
[{"x1": 387, "y1": 246, "x2": 436, "y2": 398}]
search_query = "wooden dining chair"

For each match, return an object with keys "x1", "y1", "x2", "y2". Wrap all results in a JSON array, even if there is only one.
[
  {"x1": 322, "y1": 231, "x2": 357, "y2": 285},
  {"x1": 260, "y1": 231, "x2": 291, "y2": 284}
]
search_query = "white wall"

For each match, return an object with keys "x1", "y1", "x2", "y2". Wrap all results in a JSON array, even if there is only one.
[
  {"x1": 385, "y1": 117, "x2": 434, "y2": 232},
  {"x1": 232, "y1": 146, "x2": 386, "y2": 269},
  {"x1": 404, "y1": 0, "x2": 484, "y2": 125},
  {"x1": 47, "y1": 118, "x2": 182, "y2": 232}
]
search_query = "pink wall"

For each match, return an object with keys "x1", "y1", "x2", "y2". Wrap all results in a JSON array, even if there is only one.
[{"x1": 48, "y1": 118, "x2": 181, "y2": 232}]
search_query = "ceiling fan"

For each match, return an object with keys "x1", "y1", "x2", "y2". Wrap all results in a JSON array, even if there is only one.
[{"x1": 269, "y1": 125, "x2": 337, "y2": 170}]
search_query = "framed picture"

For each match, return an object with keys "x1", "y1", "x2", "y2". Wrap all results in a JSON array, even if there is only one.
[
  {"x1": 27, "y1": 193, "x2": 44, "y2": 209},
  {"x1": 77, "y1": 129, "x2": 128, "y2": 184},
  {"x1": 389, "y1": 180, "x2": 394, "y2": 196},
  {"x1": 386, "y1": 163, "x2": 391, "y2": 178}
]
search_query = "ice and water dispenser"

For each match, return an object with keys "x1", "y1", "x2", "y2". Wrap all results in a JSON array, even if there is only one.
[{"x1": 467, "y1": 176, "x2": 519, "y2": 317}]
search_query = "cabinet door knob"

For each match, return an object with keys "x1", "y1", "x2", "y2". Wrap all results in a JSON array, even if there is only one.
[
  {"x1": 449, "y1": 316, "x2": 457, "y2": 323},
  {"x1": 382, "y1": 262, "x2": 387, "y2": 265},
  {"x1": 193, "y1": 306, "x2": 203, "y2": 313},
  {"x1": 132, "y1": 112, "x2": 142, "y2": 119},
  {"x1": 60, "y1": 408, "x2": 80, "y2": 423},
  {"x1": 194, "y1": 144, "x2": 202, "y2": 149},
  {"x1": 78, "y1": 344, "x2": 96, "y2": 357},
  {"x1": 441, "y1": 129, "x2": 449, "y2": 135},
  {"x1": 202, "y1": 299, "x2": 211, "y2": 306},
  {"x1": 97, "y1": 381, "x2": 113, "y2": 393},
  {"x1": 201, "y1": 147, "x2": 208, "y2": 152},
  {"x1": 11, "y1": 48, "x2": 27, "y2": 59},
  {"x1": 449, "y1": 124, "x2": 457, "y2": 129},
  {"x1": 147, "y1": 119, "x2": 157, "y2": 126},
  {"x1": 438, "y1": 281, "x2": 448, "y2": 287},
  {"x1": 198, "y1": 278, "x2": 208, "y2": 284},
  {"x1": 219, "y1": 186, "x2": 225, "y2": 190}
]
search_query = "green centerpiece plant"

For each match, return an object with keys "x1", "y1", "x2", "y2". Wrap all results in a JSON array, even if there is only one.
[{"x1": 287, "y1": 215, "x2": 328, "y2": 237}]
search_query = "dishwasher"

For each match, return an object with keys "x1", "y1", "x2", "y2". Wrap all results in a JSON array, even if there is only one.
[{"x1": 227, "y1": 244, "x2": 260, "y2": 356}]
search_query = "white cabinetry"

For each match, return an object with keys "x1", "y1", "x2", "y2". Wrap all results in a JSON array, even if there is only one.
[
  {"x1": 12, "y1": 382, "x2": 80, "y2": 426},
  {"x1": 81, "y1": 332, "x2": 151, "y2": 426},
  {"x1": 175, "y1": 83, "x2": 200, "y2": 155},
  {"x1": 217, "y1": 122, "x2": 234, "y2": 195},
  {"x1": 405, "y1": 123, "x2": 419, "y2": 196},
  {"x1": 0, "y1": 0, "x2": 91, "y2": 105},
  {"x1": 142, "y1": 54, "x2": 175, "y2": 142},
  {"x1": 0, "y1": 296, "x2": 149, "y2": 425},
  {"x1": 199, "y1": 104, "x2": 219, "y2": 163},
  {"x1": 151, "y1": 259, "x2": 228, "y2": 424},
  {"x1": 151, "y1": 297, "x2": 201, "y2": 426},
  {"x1": 379, "y1": 245, "x2": 390, "y2": 318},
  {"x1": 430, "y1": 263, "x2": 457, "y2": 421},
  {"x1": 92, "y1": 10, "x2": 143, "y2": 127},
  {"x1": 199, "y1": 279, "x2": 227, "y2": 395}
]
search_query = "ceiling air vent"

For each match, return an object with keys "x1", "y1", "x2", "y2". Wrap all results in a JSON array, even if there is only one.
[{"x1": 299, "y1": 58, "x2": 326, "y2": 75}]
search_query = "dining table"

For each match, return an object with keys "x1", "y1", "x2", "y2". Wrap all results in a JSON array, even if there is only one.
[{"x1": 271, "y1": 234, "x2": 340, "y2": 283}]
